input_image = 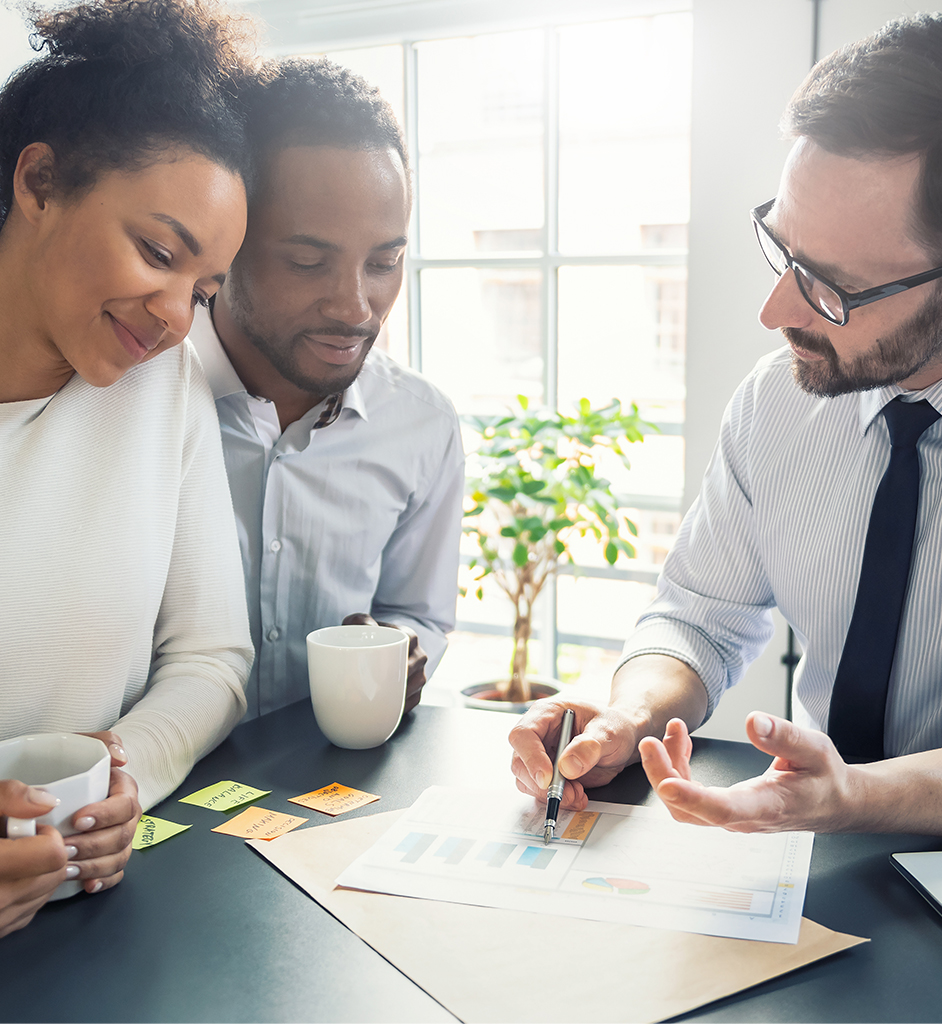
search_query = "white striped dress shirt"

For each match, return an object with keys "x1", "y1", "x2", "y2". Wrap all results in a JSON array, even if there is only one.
[{"x1": 621, "y1": 345, "x2": 942, "y2": 756}]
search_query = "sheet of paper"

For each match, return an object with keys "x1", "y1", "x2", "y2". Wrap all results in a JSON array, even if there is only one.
[
  {"x1": 249, "y1": 808, "x2": 866, "y2": 1024},
  {"x1": 132, "y1": 815, "x2": 191, "y2": 850},
  {"x1": 289, "y1": 783, "x2": 380, "y2": 815},
  {"x1": 178, "y1": 780, "x2": 271, "y2": 812},
  {"x1": 211, "y1": 806, "x2": 308, "y2": 840},
  {"x1": 337, "y1": 786, "x2": 814, "y2": 943}
]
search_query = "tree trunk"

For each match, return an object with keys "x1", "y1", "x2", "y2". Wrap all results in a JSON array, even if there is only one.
[{"x1": 502, "y1": 608, "x2": 532, "y2": 703}]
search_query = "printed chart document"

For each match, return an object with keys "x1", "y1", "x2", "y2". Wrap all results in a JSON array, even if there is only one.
[{"x1": 336, "y1": 786, "x2": 814, "y2": 943}]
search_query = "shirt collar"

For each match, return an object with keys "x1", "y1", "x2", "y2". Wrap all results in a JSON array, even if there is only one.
[
  {"x1": 187, "y1": 302, "x2": 368, "y2": 423},
  {"x1": 858, "y1": 376, "x2": 942, "y2": 434},
  {"x1": 187, "y1": 303, "x2": 246, "y2": 401}
]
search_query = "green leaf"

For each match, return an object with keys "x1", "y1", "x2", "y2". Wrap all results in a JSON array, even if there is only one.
[
  {"x1": 517, "y1": 394, "x2": 529, "y2": 410},
  {"x1": 521, "y1": 479, "x2": 546, "y2": 494},
  {"x1": 605, "y1": 541, "x2": 618, "y2": 565},
  {"x1": 512, "y1": 542, "x2": 529, "y2": 567},
  {"x1": 554, "y1": 539, "x2": 566, "y2": 555},
  {"x1": 499, "y1": 526, "x2": 518, "y2": 538},
  {"x1": 486, "y1": 486, "x2": 518, "y2": 502}
]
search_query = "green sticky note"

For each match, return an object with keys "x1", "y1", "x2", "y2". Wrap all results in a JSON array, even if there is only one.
[
  {"x1": 178, "y1": 780, "x2": 271, "y2": 812},
  {"x1": 133, "y1": 815, "x2": 191, "y2": 850}
]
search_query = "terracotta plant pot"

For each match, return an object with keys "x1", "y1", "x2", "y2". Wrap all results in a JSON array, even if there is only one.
[{"x1": 460, "y1": 678, "x2": 560, "y2": 714}]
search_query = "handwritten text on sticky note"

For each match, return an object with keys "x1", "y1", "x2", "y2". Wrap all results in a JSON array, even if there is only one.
[
  {"x1": 179, "y1": 780, "x2": 271, "y2": 812},
  {"x1": 211, "y1": 806, "x2": 308, "y2": 840},
  {"x1": 562, "y1": 811, "x2": 600, "y2": 842},
  {"x1": 133, "y1": 815, "x2": 191, "y2": 850},
  {"x1": 289, "y1": 783, "x2": 380, "y2": 816}
]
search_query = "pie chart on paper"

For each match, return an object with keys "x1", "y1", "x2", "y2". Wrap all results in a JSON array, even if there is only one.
[{"x1": 582, "y1": 876, "x2": 651, "y2": 895}]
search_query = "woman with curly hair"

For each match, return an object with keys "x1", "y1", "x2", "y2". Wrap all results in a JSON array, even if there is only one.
[{"x1": 0, "y1": 0, "x2": 258, "y2": 936}]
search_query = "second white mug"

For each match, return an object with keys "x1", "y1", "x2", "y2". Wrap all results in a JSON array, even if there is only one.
[{"x1": 306, "y1": 624, "x2": 409, "y2": 749}]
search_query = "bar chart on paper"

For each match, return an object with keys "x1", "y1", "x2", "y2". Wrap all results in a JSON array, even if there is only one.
[{"x1": 336, "y1": 787, "x2": 814, "y2": 943}]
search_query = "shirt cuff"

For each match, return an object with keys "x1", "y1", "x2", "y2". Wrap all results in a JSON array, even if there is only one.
[{"x1": 617, "y1": 618, "x2": 731, "y2": 720}]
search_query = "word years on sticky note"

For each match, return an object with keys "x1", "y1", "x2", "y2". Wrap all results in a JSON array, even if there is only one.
[
  {"x1": 211, "y1": 806, "x2": 308, "y2": 841},
  {"x1": 179, "y1": 780, "x2": 271, "y2": 812},
  {"x1": 289, "y1": 783, "x2": 380, "y2": 816},
  {"x1": 132, "y1": 815, "x2": 191, "y2": 850}
]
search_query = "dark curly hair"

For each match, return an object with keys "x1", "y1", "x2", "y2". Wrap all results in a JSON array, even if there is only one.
[
  {"x1": 783, "y1": 13, "x2": 942, "y2": 259},
  {"x1": 245, "y1": 57, "x2": 410, "y2": 191},
  {"x1": 0, "y1": 0, "x2": 259, "y2": 225}
]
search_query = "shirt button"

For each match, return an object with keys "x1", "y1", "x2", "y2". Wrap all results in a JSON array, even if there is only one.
[
  {"x1": 267, "y1": 627, "x2": 280, "y2": 642},
  {"x1": 269, "y1": 539, "x2": 282, "y2": 553}
]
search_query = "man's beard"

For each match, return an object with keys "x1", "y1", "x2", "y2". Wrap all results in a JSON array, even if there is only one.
[
  {"x1": 786, "y1": 287, "x2": 942, "y2": 397},
  {"x1": 225, "y1": 269, "x2": 375, "y2": 398}
]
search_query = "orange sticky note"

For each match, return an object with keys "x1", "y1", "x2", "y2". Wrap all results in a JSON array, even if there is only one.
[
  {"x1": 289, "y1": 783, "x2": 380, "y2": 816},
  {"x1": 211, "y1": 806, "x2": 308, "y2": 841}
]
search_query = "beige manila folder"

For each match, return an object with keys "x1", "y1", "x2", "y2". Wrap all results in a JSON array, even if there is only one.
[{"x1": 249, "y1": 806, "x2": 866, "y2": 1024}]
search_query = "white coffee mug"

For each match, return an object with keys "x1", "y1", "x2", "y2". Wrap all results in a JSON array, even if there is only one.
[
  {"x1": 0, "y1": 733, "x2": 110, "y2": 900},
  {"x1": 306, "y1": 624, "x2": 409, "y2": 749}
]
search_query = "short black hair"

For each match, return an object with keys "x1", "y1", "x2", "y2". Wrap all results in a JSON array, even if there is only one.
[
  {"x1": 784, "y1": 13, "x2": 942, "y2": 258},
  {"x1": 0, "y1": 0, "x2": 258, "y2": 225},
  {"x1": 245, "y1": 57, "x2": 410, "y2": 186}
]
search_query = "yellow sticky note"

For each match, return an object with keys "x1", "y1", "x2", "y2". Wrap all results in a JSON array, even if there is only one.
[
  {"x1": 562, "y1": 810, "x2": 600, "y2": 842},
  {"x1": 179, "y1": 780, "x2": 271, "y2": 812},
  {"x1": 211, "y1": 806, "x2": 308, "y2": 841},
  {"x1": 289, "y1": 783, "x2": 380, "y2": 816},
  {"x1": 132, "y1": 815, "x2": 191, "y2": 850}
]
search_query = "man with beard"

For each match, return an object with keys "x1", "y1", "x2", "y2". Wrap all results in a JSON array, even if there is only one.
[
  {"x1": 189, "y1": 60, "x2": 464, "y2": 719},
  {"x1": 511, "y1": 14, "x2": 942, "y2": 834}
]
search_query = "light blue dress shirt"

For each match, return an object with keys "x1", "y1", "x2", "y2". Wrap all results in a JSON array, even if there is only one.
[
  {"x1": 621, "y1": 345, "x2": 942, "y2": 757},
  {"x1": 189, "y1": 307, "x2": 465, "y2": 720}
]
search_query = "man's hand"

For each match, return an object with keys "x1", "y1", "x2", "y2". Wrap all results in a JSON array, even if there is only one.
[
  {"x1": 639, "y1": 712, "x2": 854, "y2": 833},
  {"x1": 509, "y1": 699, "x2": 641, "y2": 810},
  {"x1": 70, "y1": 731, "x2": 142, "y2": 894},
  {"x1": 342, "y1": 613, "x2": 429, "y2": 712},
  {"x1": 0, "y1": 781, "x2": 69, "y2": 938}
]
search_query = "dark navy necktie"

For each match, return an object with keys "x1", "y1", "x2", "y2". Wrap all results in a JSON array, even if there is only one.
[{"x1": 827, "y1": 397, "x2": 940, "y2": 762}]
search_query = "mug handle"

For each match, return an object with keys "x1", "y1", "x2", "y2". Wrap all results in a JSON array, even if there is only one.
[{"x1": 2, "y1": 817, "x2": 37, "y2": 838}]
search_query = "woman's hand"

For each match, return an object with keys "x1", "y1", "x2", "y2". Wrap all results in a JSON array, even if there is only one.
[
  {"x1": 69, "y1": 732, "x2": 142, "y2": 894},
  {"x1": 0, "y1": 780, "x2": 69, "y2": 938}
]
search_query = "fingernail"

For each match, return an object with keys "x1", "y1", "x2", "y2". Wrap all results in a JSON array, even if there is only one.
[
  {"x1": 65, "y1": 846, "x2": 78, "y2": 859},
  {"x1": 90, "y1": 881, "x2": 103, "y2": 894},
  {"x1": 536, "y1": 771, "x2": 549, "y2": 789},
  {"x1": 753, "y1": 713, "x2": 773, "y2": 737},
  {"x1": 563, "y1": 754, "x2": 584, "y2": 774},
  {"x1": 65, "y1": 864, "x2": 80, "y2": 879},
  {"x1": 73, "y1": 816, "x2": 95, "y2": 831},
  {"x1": 109, "y1": 744, "x2": 127, "y2": 762},
  {"x1": 27, "y1": 787, "x2": 59, "y2": 807}
]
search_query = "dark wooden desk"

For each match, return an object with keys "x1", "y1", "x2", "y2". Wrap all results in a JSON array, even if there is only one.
[{"x1": 1, "y1": 702, "x2": 941, "y2": 1023}]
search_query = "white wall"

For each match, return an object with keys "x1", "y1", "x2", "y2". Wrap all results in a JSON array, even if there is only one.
[{"x1": 0, "y1": 4, "x2": 43, "y2": 81}]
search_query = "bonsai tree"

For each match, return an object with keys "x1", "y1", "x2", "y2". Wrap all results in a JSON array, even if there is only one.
[{"x1": 463, "y1": 395, "x2": 652, "y2": 704}]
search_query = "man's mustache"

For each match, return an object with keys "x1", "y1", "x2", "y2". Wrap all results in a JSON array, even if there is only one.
[{"x1": 782, "y1": 326, "x2": 834, "y2": 357}]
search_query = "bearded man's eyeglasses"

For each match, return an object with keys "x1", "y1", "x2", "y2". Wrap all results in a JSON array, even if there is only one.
[{"x1": 751, "y1": 198, "x2": 942, "y2": 326}]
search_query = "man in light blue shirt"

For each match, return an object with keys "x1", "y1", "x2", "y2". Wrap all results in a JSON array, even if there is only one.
[
  {"x1": 190, "y1": 59, "x2": 464, "y2": 720},
  {"x1": 511, "y1": 15, "x2": 942, "y2": 834}
]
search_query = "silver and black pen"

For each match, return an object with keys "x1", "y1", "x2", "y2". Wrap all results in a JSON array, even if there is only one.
[{"x1": 543, "y1": 708, "x2": 575, "y2": 844}]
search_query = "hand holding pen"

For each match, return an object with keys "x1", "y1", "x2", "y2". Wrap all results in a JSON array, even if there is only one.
[{"x1": 543, "y1": 708, "x2": 576, "y2": 844}]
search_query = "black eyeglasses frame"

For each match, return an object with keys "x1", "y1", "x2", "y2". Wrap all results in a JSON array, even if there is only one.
[{"x1": 750, "y1": 198, "x2": 942, "y2": 326}]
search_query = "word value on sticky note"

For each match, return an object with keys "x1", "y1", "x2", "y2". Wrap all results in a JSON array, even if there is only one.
[
  {"x1": 179, "y1": 780, "x2": 271, "y2": 812},
  {"x1": 211, "y1": 806, "x2": 308, "y2": 841},
  {"x1": 289, "y1": 783, "x2": 380, "y2": 816},
  {"x1": 133, "y1": 815, "x2": 191, "y2": 850}
]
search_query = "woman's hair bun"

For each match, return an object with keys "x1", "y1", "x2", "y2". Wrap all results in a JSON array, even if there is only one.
[
  {"x1": 30, "y1": 0, "x2": 256, "y2": 82},
  {"x1": 0, "y1": 0, "x2": 259, "y2": 224}
]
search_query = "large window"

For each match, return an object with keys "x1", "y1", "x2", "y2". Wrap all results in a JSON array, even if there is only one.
[{"x1": 319, "y1": 8, "x2": 692, "y2": 698}]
